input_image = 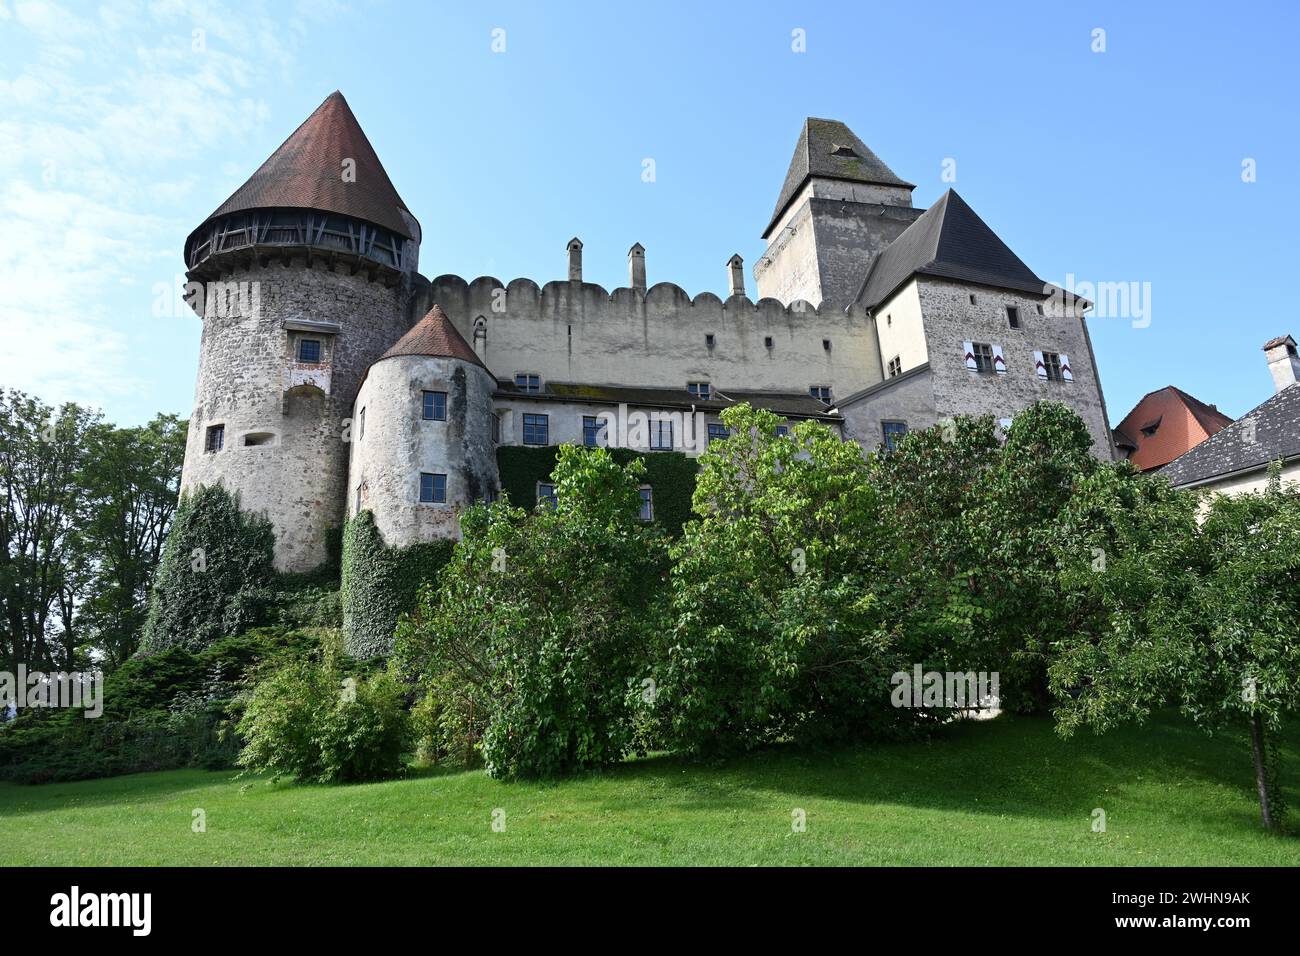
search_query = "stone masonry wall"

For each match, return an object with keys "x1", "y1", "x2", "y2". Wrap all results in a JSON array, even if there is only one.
[{"x1": 180, "y1": 258, "x2": 416, "y2": 571}]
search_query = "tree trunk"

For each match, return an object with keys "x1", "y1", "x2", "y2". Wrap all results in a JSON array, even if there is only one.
[{"x1": 1249, "y1": 713, "x2": 1276, "y2": 831}]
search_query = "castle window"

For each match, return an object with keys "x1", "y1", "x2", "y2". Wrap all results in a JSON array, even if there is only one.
[
  {"x1": 419, "y1": 472, "x2": 447, "y2": 504},
  {"x1": 687, "y1": 382, "x2": 711, "y2": 401},
  {"x1": 582, "y1": 415, "x2": 604, "y2": 447},
  {"x1": 775, "y1": 425, "x2": 790, "y2": 438},
  {"x1": 243, "y1": 431, "x2": 275, "y2": 447},
  {"x1": 358, "y1": 408, "x2": 365, "y2": 440},
  {"x1": 1041, "y1": 351, "x2": 1065, "y2": 383},
  {"x1": 705, "y1": 333, "x2": 716, "y2": 348},
  {"x1": 514, "y1": 373, "x2": 541, "y2": 393},
  {"x1": 809, "y1": 385, "x2": 832, "y2": 403},
  {"x1": 823, "y1": 339, "x2": 832, "y2": 350},
  {"x1": 522, "y1": 413, "x2": 549, "y2": 446},
  {"x1": 887, "y1": 356, "x2": 902, "y2": 378},
  {"x1": 969, "y1": 294, "x2": 977, "y2": 305},
  {"x1": 204, "y1": 424, "x2": 224, "y2": 453},
  {"x1": 882, "y1": 420, "x2": 909, "y2": 452},
  {"x1": 491, "y1": 412, "x2": 501, "y2": 443},
  {"x1": 1006, "y1": 306, "x2": 1021, "y2": 329},
  {"x1": 765, "y1": 336, "x2": 774, "y2": 349},
  {"x1": 297, "y1": 338, "x2": 323, "y2": 364},
  {"x1": 707, "y1": 423, "x2": 730, "y2": 444},
  {"x1": 1036, "y1": 304, "x2": 1044, "y2": 315},
  {"x1": 970, "y1": 342, "x2": 995, "y2": 374},
  {"x1": 638, "y1": 486, "x2": 654, "y2": 522},
  {"x1": 536, "y1": 482, "x2": 557, "y2": 510},
  {"x1": 650, "y1": 419, "x2": 673, "y2": 451},
  {"x1": 422, "y1": 390, "x2": 447, "y2": 421}
]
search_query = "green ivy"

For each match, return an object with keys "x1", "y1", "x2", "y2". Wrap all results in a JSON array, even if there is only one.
[
  {"x1": 141, "y1": 485, "x2": 277, "y2": 653},
  {"x1": 496, "y1": 445, "x2": 697, "y2": 536},
  {"x1": 340, "y1": 511, "x2": 454, "y2": 660}
]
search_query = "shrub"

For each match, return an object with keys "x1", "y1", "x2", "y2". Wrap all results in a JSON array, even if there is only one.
[
  {"x1": 141, "y1": 484, "x2": 276, "y2": 652},
  {"x1": 236, "y1": 645, "x2": 409, "y2": 783}
]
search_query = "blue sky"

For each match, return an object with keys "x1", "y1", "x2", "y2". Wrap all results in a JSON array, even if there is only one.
[{"x1": 1, "y1": 0, "x2": 1296, "y2": 427}]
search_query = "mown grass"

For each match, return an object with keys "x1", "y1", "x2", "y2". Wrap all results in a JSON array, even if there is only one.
[{"x1": 1, "y1": 714, "x2": 1297, "y2": 866}]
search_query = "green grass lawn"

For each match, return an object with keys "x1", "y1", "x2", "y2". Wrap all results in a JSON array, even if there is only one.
[{"x1": 2, "y1": 713, "x2": 1298, "y2": 866}]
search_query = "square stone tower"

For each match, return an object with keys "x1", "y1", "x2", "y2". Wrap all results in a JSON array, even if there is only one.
[{"x1": 754, "y1": 118, "x2": 923, "y2": 310}]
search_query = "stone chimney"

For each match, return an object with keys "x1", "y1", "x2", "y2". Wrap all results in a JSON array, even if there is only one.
[
  {"x1": 1264, "y1": 334, "x2": 1300, "y2": 393},
  {"x1": 727, "y1": 254, "x2": 745, "y2": 297},
  {"x1": 628, "y1": 243, "x2": 646, "y2": 292},
  {"x1": 567, "y1": 237, "x2": 583, "y2": 282}
]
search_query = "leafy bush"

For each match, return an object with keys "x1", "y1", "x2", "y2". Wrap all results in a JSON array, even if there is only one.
[
  {"x1": 141, "y1": 484, "x2": 276, "y2": 652},
  {"x1": 395, "y1": 445, "x2": 671, "y2": 779},
  {"x1": 236, "y1": 644, "x2": 409, "y2": 783}
]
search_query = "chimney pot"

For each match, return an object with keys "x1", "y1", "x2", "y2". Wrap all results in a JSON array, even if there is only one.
[{"x1": 567, "y1": 237, "x2": 583, "y2": 282}]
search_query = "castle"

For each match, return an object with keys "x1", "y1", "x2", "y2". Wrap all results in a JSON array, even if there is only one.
[{"x1": 180, "y1": 92, "x2": 1116, "y2": 572}]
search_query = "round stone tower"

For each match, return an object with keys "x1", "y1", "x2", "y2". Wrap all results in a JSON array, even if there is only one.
[
  {"x1": 179, "y1": 91, "x2": 423, "y2": 572},
  {"x1": 348, "y1": 305, "x2": 500, "y2": 547}
]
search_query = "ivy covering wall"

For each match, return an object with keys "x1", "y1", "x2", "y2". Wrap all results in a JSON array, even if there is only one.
[
  {"x1": 496, "y1": 445, "x2": 698, "y2": 536},
  {"x1": 341, "y1": 510, "x2": 454, "y2": 659}
]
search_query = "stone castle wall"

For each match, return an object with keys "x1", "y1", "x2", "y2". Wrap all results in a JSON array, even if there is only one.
[{"x1": 180, "y1": 258, "x2": 418, "y2": 571}]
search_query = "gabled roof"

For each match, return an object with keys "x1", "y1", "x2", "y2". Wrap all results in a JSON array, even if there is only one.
[
  {"x1": 763, "y1": 117, "x2": 914, "y2": 238},
  {"x1": 378, "y1": 305, "x2": 486, "y2": 370},
  {"x1": 1161, "y1": 384, "x2": 1300, "y2": 486},
  {"x1": 1114, "y1": 385, "x2": 1234, "y2": 471},
  {"x1": 201, "y1": 91, "x2": 416, "y2": 239},
  {"x1": 855, "y1": 190, "x2": 1048, "y2": 310}
]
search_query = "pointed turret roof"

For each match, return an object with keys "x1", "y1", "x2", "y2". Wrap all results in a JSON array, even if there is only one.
[
  {"x1": 378, "y1": 305, "x2": 486, "y2": 370},
  {"x1": 202, "y1": 91, "x2": 416, "y2": 238},
  {"x1": 764, "y1": 117, "x2": 914, "y2": 238},
  {"x1": 856, "y1": 189, "x2": 1046, "y2": 309}
]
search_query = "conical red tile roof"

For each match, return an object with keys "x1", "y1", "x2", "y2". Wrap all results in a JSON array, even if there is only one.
[
  {"x1": 379, "y1": 306, "x2": 486, "y2": 370},
  {"x1": 202, "y1": 91, "x2": 416, "y2": 238}
]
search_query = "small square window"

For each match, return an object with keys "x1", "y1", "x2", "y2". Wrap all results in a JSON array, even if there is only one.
[
  {"x1": 638, "y1": 486, "x2": 653, "y2": 522},
  {"x1": 687, "y1": 382, "x2": 711, "y2": 401},
  {"x1": 582, "y1": 415, "x2": 605, "y2": 447},
  {"x1": 707, "y1": 422, "x2": 730, "y2": 444},
  {"x1": 536, "y1": 482, "x2": 557, "y2": 510},
  {"x1": 419, "y1": 472, "x2": 447, "y2": 504},
  {"x1": 1036, "y1": 304, "x2": 1044, "y2": 315},
  {"x1": 764, "y1": 336, "x2": 774, "y2": 349},
  {"x1": 650, "y1": 419, "x2": 674, "y2": 451},
  {"x1": 514, "y1": 373, "x2": 541, "y2": 393},
  {"x1": 775, "y1": 425, "x2": 790, "y2": 438},
  {"x1": 297, "y1": 339, "x2": 323, "y2": 364},
  {"x1": 823, "y1": 339, "x2": 832, "y2": 351},
  {"x1": 422, "y1": 390, "x2": 447, "y2": 421},
  {"x1": 887, "y1": 356, "x2": 902, "y2": 378},
  {"x1": 882, "y1": 420, "x2": 909, "y2": 452},
  {"x1": 969, "y1": 294, "x2": 977, "y2": 305},
  {"x1": 809, "y1": 385, "x2": 832, "y2": 403},
  {"x1": 1006, "y1": 306, "x2": 1021, "y2": 329},
  {"x1": 705, "y1": 333, "x2": 716, "y2": 348},
  {"x1": 205, "y1": 424, "x2": 224, "y2": 452},
  {"x1": 522, "y1": 413, "x2": 549, "y2": 446}
]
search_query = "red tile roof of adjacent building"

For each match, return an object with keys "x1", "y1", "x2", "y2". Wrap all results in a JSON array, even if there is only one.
[
  {"x1": 1114, "y1": 386, "x2": 1234, "y2": 471},
  {"x1": 201, "y1": 91, "x2": 416, "y2": 239},
  {"x1": 379, "y1": 305, "x2": 486, "y2": 370}
]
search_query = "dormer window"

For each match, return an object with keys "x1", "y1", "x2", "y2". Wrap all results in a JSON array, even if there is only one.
[
  {"x1": 830, "y1": 144, "x2": 860, "y2": 158},
  {"x1": 514, "y1": 373, "x2": 541, "y2": 393},
  {"x1": 687, "y1": 382, "x2": 711, "y2": 401},
  {"x1": 297, "y1": 338, "x2": 323, "y2": 364}
]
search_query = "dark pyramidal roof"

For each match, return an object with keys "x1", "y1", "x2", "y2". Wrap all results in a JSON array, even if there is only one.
[
  {"x1": 201, "y1": 91, "x2": 416, "y2": 239},
  {"x1": 856, "y1": 189, "x2": 1047, "y2": 309},
  {"x1": 764, "y1": 118, "x2": 914, "y2": 238},
  {"x1": 379, "y1": 305, "x2": 486, "y2": 370},
  {"x1": 1161, "y1": 384, "x2": 1300, "y2": 486}
]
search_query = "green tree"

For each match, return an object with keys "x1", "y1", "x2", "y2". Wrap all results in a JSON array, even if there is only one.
[
  {"x1": 1049, "y1": 463, "x2": 1299, "y2": 830},
  {"x1": 394, "y1": 445, "x2": 670, "y2": 779},
  {"x1": 660, "y1": 405, "x2": 902, "y2": 755}
]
